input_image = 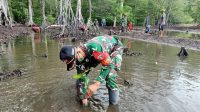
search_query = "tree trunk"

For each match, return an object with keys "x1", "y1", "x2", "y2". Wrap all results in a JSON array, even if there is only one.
[
  {"x1": 120, "y1": 0, "x2": 124, "y2": 19},
  {"x1": 113, "y1": 16, "x2": 116, "y2": 27},
  {"x1": 41, "y1": 0, "x2": 46, "y2": 26},
  {"x1": 55, "y1": 0, "x2": 77, "y2": 36},
  {"x1": 28, "y1": 0, "x2": 34, "y2": 26},
  {"x1": 57, "y1": 0, "x2": 63, "y2": 25},
  {"x1": 88, "y1": 0, "x2": 91, "y2": 19},
  {"x1": 0, "y1": 0, "x2": 12, "y2": 27},
  {"x1": 59, "y1": 0, "x2": 62, "y2": 17},
  {"x1": 166, "y1": 12, "x2": 170, "y2": 26},
  {"x1": 87, "y1": 0, "x2": 92, "y2": 28},
  {"x1": 76, "y1": 0, "x2": 83, "y2": 24},
  {"x1": 166, "y1": 5, "x2": 172, "y2": 26}
]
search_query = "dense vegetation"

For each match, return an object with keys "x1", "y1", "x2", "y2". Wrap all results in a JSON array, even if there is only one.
[{"x1": 7, "y1": 0, "x2": 200, "y2": 26}]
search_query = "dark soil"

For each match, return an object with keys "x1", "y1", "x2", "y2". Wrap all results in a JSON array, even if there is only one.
[{"x1": 0, "y1": 25, "x2": 33, "y2": 43}]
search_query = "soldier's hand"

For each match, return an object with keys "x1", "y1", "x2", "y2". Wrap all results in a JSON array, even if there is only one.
[
  {"x1": 82, "y1": 99, "x2": 88, "y2": 106},
  {"x1": 88, "y1": 81, "x2": 100, "y2": 93},
  {"x1": 84, "y1": 81, "x2": 100, "y2": 99}
]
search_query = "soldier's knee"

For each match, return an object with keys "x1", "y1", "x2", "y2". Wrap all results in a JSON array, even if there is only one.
[{"x1": 108, "y1": 88, "x2": 119, "y2": 105}]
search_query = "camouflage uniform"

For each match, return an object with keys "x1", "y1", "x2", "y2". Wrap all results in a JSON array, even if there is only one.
[{"x1": 76, "y1": 35, "x2": 124, "y2": 100}]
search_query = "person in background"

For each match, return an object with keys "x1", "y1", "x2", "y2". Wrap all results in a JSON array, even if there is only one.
[
  {"x1": 121, "y1": 15, "x2": 127, "y2": 32},
  {"x1": 59, "y1": 35, "x2": 124, "y2": 106},
  {"x1": 94, "y1": 19, "x2": 100, "y2": 34},
  {"x1": 159, "y1": 9, "x2": 166, "y2": 37},
  {"x1": 144, "y1": 15, "x2": 151, "y2": 33},
  {"x1": 128, "y1": 21, "x2": 133, "y2": 31},
  {"x1": 101, "y1": 18, "x2": 106, "y2": 27}
]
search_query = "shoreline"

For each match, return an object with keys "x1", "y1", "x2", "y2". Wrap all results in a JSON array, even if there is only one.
[
  {"x1": 0, "y1": 25, "x2": 200, "y2": 51},
  {"x1": 0, "y1": 26, "x2": 33, "y2": 43},
  {"x1": 119, "y1": 35, "x2": 200, "y2": 51},
  {"x1": 116, "y1": 28, "x2": 200, "y2": 51}
]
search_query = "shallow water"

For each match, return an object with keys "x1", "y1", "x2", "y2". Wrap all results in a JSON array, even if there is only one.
[
  {"x1": 0, "y1": 33, "x2": 200, "y2": 112},
  {"x1": 166, "y1": 30, "x2": 200, "y2": 39}
]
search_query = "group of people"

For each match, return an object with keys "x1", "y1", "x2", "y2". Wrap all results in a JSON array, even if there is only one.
[
  {"x1": 144, "y1": 9, "x2": 166, "y2": 37},
  {"x1": 121, "y1": 15, "x2": 134, "y2": 32},
  {"x1": 95, "y1": 16, "x2": 134, "y2": 33}
]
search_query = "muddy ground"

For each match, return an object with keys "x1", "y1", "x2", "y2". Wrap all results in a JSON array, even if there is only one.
[
  {"x1": 0, "y1": 25, "x2": 200, "y2": 51},
  {"x1": 0, "y1": 25, "x2": 33, "y2": 43},
  {"x1": 122, "y1": 27, "x2": 200, "y2": 50}
]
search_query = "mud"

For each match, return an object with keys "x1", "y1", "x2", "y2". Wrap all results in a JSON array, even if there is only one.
[
  {"x1": 122, "y1": 29, "x2": 200, "y2": 51},
  {"x1": 48, "y1": 26, "x2": 200, "y2": 51},
  {"x1": 0, "y1": 69, "x2": 22, "y2": 81},
  {"x1": 1, "y1": 25, "x2": 200, "y2": 51},
  {"x1": 0, "y1": 25, "x2": 33, "y2": 42}
]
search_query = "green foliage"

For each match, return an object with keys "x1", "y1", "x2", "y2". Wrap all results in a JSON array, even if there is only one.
[
  {"x1": 162, "y1": 0, "x2": 196, "y2": 24},
  {"x1": 8, "y1": 0, "x2": 200, "y2": 25},
  {"x1": 32, "y1": 0, "x2": 42, "y2": 25},
  {"x1": 190, "y1": 0, "x2": 200, "y2": 24},
  {"x1": 10, "y1": 0, "x2": 28, "y2": 24},
  {"x1": 47, "y1": 15, "x2": 56, "y2": 24},
  {"x1": 33, "y1": 17, "x2": 42, "y2": 25}
]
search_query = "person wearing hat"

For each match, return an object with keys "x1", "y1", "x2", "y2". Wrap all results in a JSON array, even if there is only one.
[
  {"x1": 159, "y1": 9, "x2": 166, "y2": 37},
  {"x1": 59, "y1": 35, "x2": 124, "y2": 106}
]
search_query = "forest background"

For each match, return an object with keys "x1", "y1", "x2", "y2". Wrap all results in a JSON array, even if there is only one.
[{"x1": 2, "y1": 0, "x2": 200, "y2": 27}]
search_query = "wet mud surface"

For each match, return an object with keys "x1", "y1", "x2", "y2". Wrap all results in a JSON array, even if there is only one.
[
  {"x1": 119, "y1": 28, "x2": 200, "y2": 51},
  {"x1": 0, "y1": 26, "x2": 32, "y2": 41},
  {"x1": 0, "y1": 26, "x2": 200, "y2": 112}
]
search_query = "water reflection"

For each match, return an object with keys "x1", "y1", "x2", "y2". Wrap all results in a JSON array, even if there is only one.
[
  {"x1": 120, "y1": 40, "x2": 200, "y2": 112},
  {"x1": 31, "y1": 33, "x2": 36, "y2": 56},
  {"x1": 0, "y1": 34, "x2": 200, "y2": 112}
]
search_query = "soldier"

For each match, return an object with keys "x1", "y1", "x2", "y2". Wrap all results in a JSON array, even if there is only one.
[{"x1": 60, "y1": 35, "x2": 124, "y2": 106}]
